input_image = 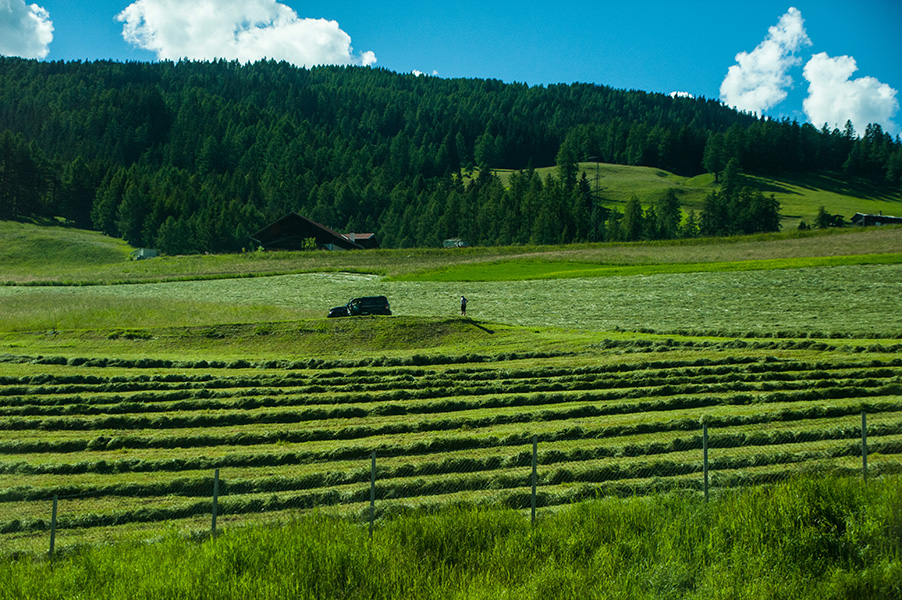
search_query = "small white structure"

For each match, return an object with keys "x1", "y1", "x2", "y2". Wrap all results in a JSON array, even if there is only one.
[{"x1": 130, "y1": 248, "x2": 160, "y2": 260}]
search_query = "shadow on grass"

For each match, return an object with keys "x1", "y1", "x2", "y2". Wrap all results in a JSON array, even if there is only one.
[
  {"x1": 748, "y1": 180, "x2": 802, "y2": 196},
  {"x1": 463, "y1": 318, "x2": 494, "y2": 334},
  {"x1": 775, "y1": 172, "x2": 902, "y2": 202}
]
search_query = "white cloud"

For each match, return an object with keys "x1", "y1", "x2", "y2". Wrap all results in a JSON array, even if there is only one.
[
  {"x1": 669, "y1": 91, "x2": 694, "y2": 99},
  {"x1": 117, "y1": 0, "x2": 376, "y2": 68},
  {"x1": 0, "y1": 0, "x2": 53, "y2": 59},
  {"x1": 412, "y1": 70, "x2": 439, "y2": 77},
  {"x1": 803, "y1": 52, "x2": 899, "y2": 136},
  {"x1": 720, "y1": 7, "x2": 811, "y2": 115}
]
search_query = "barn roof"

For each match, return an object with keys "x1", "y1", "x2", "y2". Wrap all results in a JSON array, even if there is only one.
[
  {"x1": 851, "y1": 213, "x2": 902, "y2": 226},
  {"x1": 250, "y1": 213, "x2": 365, "y2": 251}
]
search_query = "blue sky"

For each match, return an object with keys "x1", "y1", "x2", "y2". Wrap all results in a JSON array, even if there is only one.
[{"x1": 2, "y1": 0, "x2": 900, "y2": 135}]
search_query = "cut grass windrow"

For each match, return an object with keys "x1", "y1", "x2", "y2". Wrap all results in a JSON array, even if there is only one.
[
  {"x1": 4, "y1": 442, "x2": 901, "y2": 535},
  {"x1": 4, "y1": 421, "x2": 902, "y2": 504},
  {"x1": 3, "y1": 400, "x2": 901, "y2": 477},
  {"x1": 2, "y1": 379, "x2": 900, "y2": 433},
  {"x1": 3, "y1": 346, "x2": 901, "y2": 554},
  {"x1": 1, "y1": 361, "x2": 899, "y2": 416}
]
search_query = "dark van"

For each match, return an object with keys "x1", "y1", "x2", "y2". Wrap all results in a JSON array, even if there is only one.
[{"x1": 327, "y1": 296, "x2": 391, "y2": 318}]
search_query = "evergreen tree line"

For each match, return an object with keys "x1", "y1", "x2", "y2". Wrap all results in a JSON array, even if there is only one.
[
  {"x1": 378, "y1": 154, "x2": 780, "y2": 248},
  {"x1": 0, "y1": 57, "x2": 899, "y2": 252}
]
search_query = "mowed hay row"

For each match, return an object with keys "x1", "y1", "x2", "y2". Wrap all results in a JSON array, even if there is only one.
[
  {"x1": 1, "y1": 352, "x2": 901, "y2": 554},
  {"x1": 2, "y1": 355, "x2": 901, "y2": 432}
]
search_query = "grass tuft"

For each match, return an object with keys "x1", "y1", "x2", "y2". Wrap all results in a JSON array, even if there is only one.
[{"x1": 0, "y1": 475, "x2": 898, "y2": 599}]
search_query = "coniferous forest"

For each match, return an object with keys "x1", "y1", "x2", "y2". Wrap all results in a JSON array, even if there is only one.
[{"x1": 1, "y1": 57, "x2": 901, "y2": 253}]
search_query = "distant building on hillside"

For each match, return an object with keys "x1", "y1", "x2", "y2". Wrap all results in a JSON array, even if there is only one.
[
  {"x1": 443, "y1": 238, "x2": 469, "y2": 248},
  {"x1": 250, "y1": 213, "x2": 378, "y2": 251},
  {"x1": 130, "y1": 248, "x2": 159, "y2": 260},
  {"x1": 850, "y1": 212, "x2": 902, "y2": 227}
]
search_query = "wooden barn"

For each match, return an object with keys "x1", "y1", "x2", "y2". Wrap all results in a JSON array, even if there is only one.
[
  {"x1": 851, "y1": 212, "x2": 902, "y2": 227},
  {"x1": 250, "y1": 213, "x2": 379, "y2": 251}
]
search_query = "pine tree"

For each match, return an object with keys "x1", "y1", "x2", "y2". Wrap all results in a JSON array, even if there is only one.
[
  {"x1": 680, "y1": 209, "x2": 699, "y2": 238},
  {"x1": 61, "y1": 156, "x2": 95, "y2": 228},
  {"x1": 703, "y1": 133, "x2": 726, "y2": 183},
  {"x1": 655, "y1": 189, "x2": 681, "y2": 239},
  {"x1": 621, "y1": 195, "x2": 644, "y2": 241},
  {"x1": 700, "y1": 191, "x2": 728, "y2": 237},
  {"x1": 117, "y1": 182, "x2": 148, "y2": 246}
]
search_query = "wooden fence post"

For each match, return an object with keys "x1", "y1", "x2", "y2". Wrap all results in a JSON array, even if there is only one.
[
  {"x1": 861, "y1": 412, "x2": 868, "y2": 483},
  {"x1": 49, "y1": 494, "x2": 58, "y2": 558},
  {"x1": 212, "y1": 468, "x2": 220, "y2": 536},
  {"x1": 369, "y1": 451, "x2": 376, "y2": 539},
  {"x1": 531, "y1": 435, "x2": 538, "y2": 526},
  {"x1": 703, "y1": 423, "x2": 709, "y2": 501}
]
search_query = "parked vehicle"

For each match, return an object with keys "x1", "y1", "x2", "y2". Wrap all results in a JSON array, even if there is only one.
[
  {"x1": 327, "y1": 305, "x2": 350, "y2": 318},
  {"x1": 327, "y1": 296, "x2": 391, "y2": 318}
]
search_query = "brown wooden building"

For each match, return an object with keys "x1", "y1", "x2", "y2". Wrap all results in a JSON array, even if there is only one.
[
  {"x1": 851, "y1": 212, "x2": 902, "y2": 227},
  {"x1": 250, "y1": 213, "x2": 378, "y2": 251}
]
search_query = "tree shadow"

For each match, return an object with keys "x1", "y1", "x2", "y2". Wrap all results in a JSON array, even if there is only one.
[
  {"x1": 744, "y1": 172, "x2": 901, "y2": 203},
  {"x1": 747, "y1": 180, "x2": 802, "y2": 196},
  {"x1": 780, "y1": 172, "x2": 902, "y2": 202}
]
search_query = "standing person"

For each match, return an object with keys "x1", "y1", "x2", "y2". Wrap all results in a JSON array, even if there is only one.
[{"x1": 460, "y1": 295, "x2": 468, "y2": 317}]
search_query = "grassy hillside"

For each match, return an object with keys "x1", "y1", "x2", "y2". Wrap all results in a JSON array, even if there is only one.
[
  {"x1": 495, "y1": 162, "x2": 717, "y2": 209},
  {"x1": 0, "y1": 220, "x2": 133, "y2": 283},
  {"x1": 496, "y1": 162, "x2": 902, "y2": 229}
]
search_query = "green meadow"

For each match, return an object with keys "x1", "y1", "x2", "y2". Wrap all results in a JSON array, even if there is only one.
[
  {"x1": 1, "y1": 220, "x2": 901, "y2": 598},
  {"x1": 2, "y1": 476, "x2": 900, "y2": 600},
  {"x1": 496, "y1": 162, "x2": 902, "y2": 230},
  {"x1": 391, "y1": 253, "x2": 902, "y2": 282}
]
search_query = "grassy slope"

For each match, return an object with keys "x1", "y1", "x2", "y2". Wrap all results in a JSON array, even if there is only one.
[
  {"x1": 0, "y1": 220, "x2": 133, "y2": 283},
  {"x1": 495, "y1": 162, "x2": 718, "y2": 209},
  {"x1": 496, "y1": 162, "x2": 902, "y2": 229}
]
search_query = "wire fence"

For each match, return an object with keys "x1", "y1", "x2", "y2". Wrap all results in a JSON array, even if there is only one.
[
  {"x1": 5, "y1": 410, "x2": 901, "y2": 557},
  {"x1": 1, "y1": 352, "x2": 901, "y2": 556}
]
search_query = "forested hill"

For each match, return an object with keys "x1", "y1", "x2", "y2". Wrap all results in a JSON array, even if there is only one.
[{"x1": 1, "y1": 57, "x2": 900, "y2": 252}]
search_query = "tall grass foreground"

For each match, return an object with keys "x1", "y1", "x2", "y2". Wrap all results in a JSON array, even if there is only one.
[{"x1": 1, "y1": 474, "x2": 899, "y2": 600}]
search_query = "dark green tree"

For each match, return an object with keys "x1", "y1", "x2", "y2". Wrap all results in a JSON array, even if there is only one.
[
  {"x1": 117, "y1": 182, "x2": 149, "y2": 246},
  {"x1": 814, "y1": 205, "x2": 843, "y2": 228},
  {"x1": 700, "y1": 191, "x2": 728, "y2": 237},
  {"x1": 60, "y1": 156, "x2": 96, "y2": 228},
  {"x1": 721, "y1": 157, "x2": 742, "y2": 197},
  {"x1": 654, "y1": 189, "x2": 681, "y2": 239},
  {"x1": 680, "y1": 209, "x2": 699, "y2": 238},
  {"x1": 702, "y1": 133, "x2": 727, "y2": 183},
  {"x1": 621, "y1": 195, "x2": 645, "y2": 241},
  {"x1": 92, "y1": 168, "x2": 127, "y2": 236}
]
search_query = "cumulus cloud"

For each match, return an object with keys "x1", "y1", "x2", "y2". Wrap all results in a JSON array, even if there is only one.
[
  {"x1": 117, "y1": 0, "x2": 376, "y2": 67},
  {"x1": 720, "y1": 7, "x2": 810, "y2": 115},
  {"x1": 803, "y1": 52, "x2": 899, "y2": 136},
  {"x1": 0, "y1": 0, "x2": 53, "y2": 59},
  {"x1": 669, "y1": 91, "x2": 694, "y2": 99}
]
